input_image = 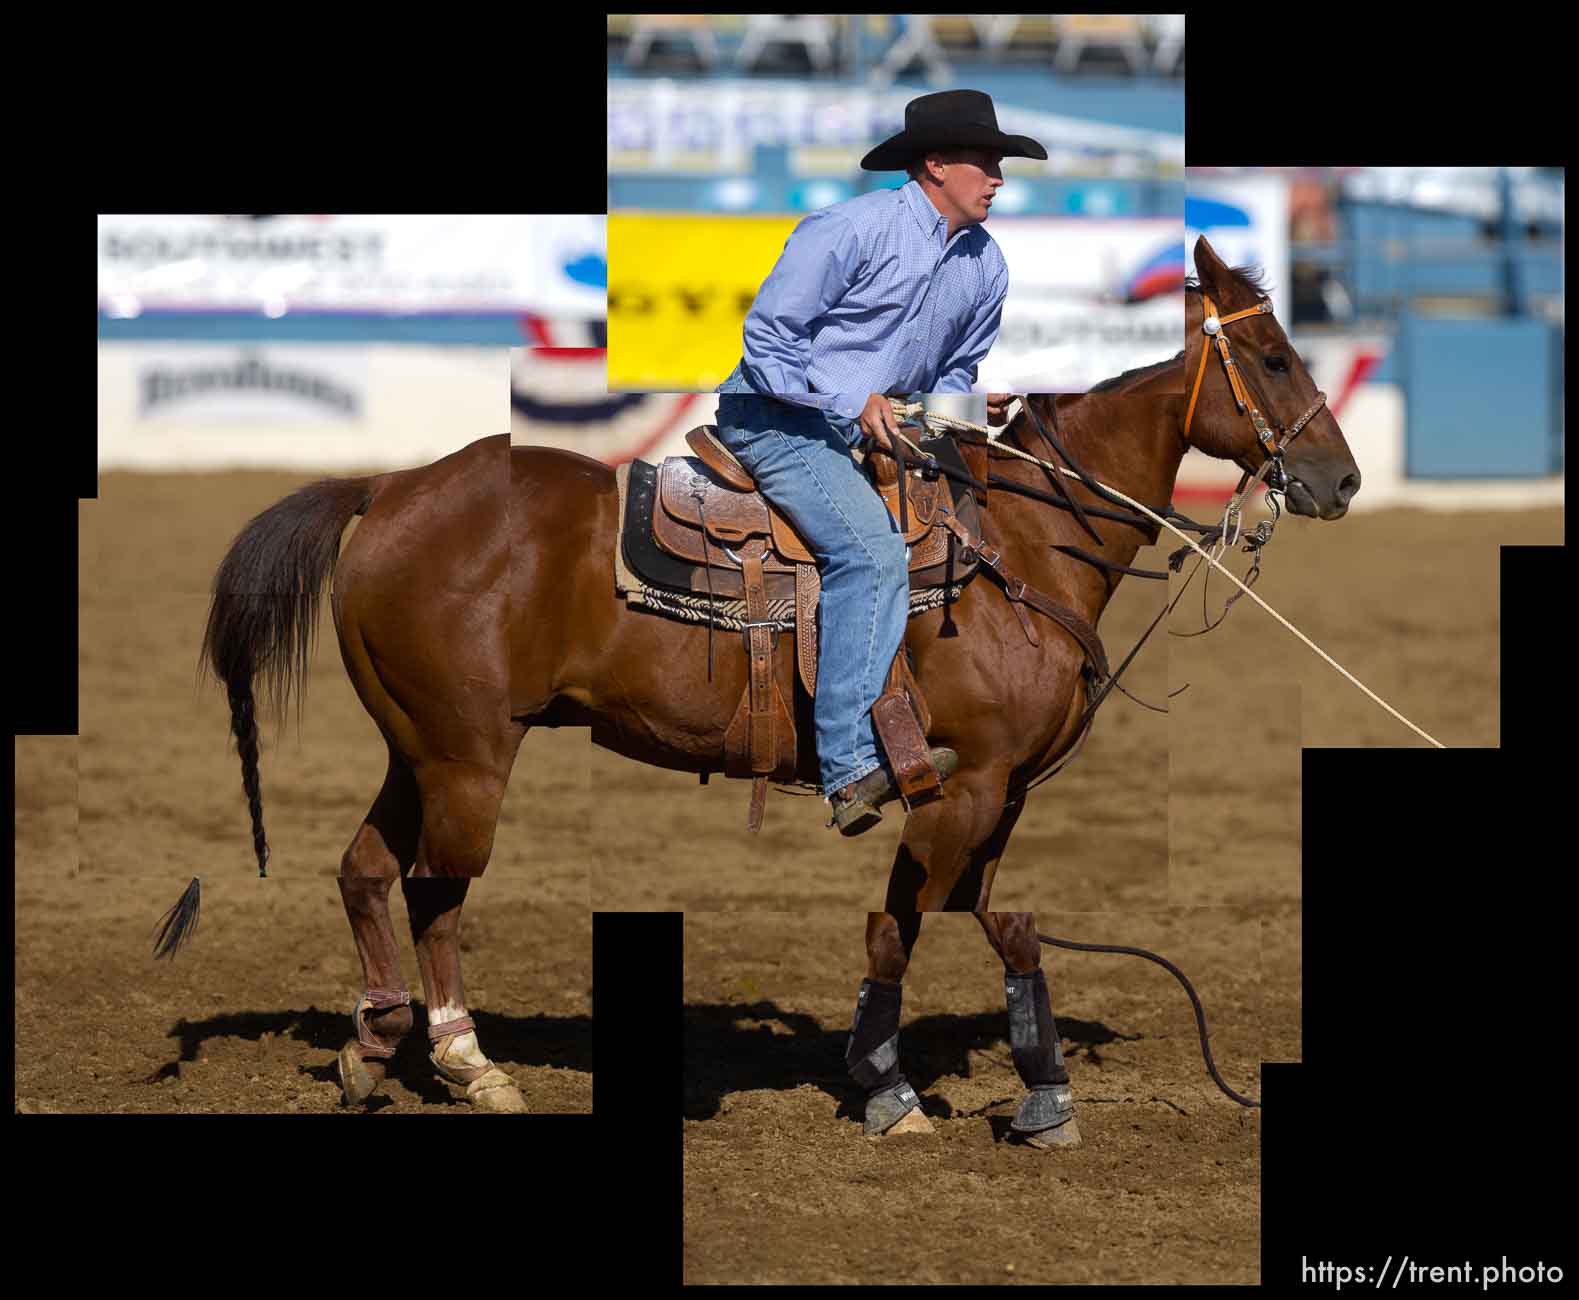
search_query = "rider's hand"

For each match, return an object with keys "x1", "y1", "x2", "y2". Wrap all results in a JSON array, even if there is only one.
[
  {"x1": 858, "y1": 393, "x2": 900, "y2": 453},
  {"x1": 986, "y1": 393, "x2": 1014, "y2": 427}
]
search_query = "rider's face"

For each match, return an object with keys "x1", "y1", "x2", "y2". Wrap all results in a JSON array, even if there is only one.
[{"x1": 928, "y1": 150, "x2": 1005, "y2": 225}]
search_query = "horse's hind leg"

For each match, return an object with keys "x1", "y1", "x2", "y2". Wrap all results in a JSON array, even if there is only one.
[
  {"x1": 403, "y1": 751, "x2": 527, "y2": 1113},
  {"x1": 337, "y1": 754, "x2": 422, "y2": 1106},
  {"x1": 976, "y1": 912, "x2": 1080, "y2": 1149},
  {"x1": 846, "y1": 912, "x2": 934, "y2": 1139}
]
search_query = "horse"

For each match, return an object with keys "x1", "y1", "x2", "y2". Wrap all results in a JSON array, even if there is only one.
[{"x1": 170, "y1": 234, "x2": 1357, "y2": 1122}]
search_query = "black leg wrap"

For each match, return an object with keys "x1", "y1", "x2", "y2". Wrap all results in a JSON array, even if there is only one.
[
  {"x1": 1012, "y1": 1083, "x2": 1074, "y2": 1134},
  {"x1": 846, "y1": 978, "x2": 903, "y2": 1093},
  {"x1": 1006, "y1": 969, "x2": 1073, "y2": 1134},
  {"x1": 1005, "y1": 969, "x2": 1069, "y2": 1088}
]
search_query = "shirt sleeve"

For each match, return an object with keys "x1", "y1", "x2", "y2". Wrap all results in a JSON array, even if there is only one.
[
  {"x1": 738, "y1": 208, "x2": 867, "y2": 424},
  {"x1": 933, "y1": 251, "x2": 1009, "y2": 393}
]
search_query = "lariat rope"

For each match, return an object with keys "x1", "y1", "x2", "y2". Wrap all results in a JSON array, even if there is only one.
[
  {"x1": 1038, "y1": 931, "x2": 1261, "y2": 1108},
  {"x1": 890, "y1": 400, "x2": 1446, "y2": 750}
]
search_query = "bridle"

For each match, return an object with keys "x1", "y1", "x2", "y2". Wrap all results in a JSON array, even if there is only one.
[{"x1": 1185, "y1": 293, "x2": 1327, "y2": 495}]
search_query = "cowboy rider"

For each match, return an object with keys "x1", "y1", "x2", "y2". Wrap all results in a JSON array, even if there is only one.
[{"x1": 712, "y1": 89, "x2": 1044, "y2": 834}]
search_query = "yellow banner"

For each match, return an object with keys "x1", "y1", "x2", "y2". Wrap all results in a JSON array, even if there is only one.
[{"x1": 607, "y1": 213, "x2": 798, "y2": 390}]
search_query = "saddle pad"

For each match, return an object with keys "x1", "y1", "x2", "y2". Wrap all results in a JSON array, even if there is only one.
[
  {"x1": 621, "y1": 438, "x2": 984, "y2": 606},
  {"x1": 626, "y1": 459, "x2": 797, "y2": 599}
]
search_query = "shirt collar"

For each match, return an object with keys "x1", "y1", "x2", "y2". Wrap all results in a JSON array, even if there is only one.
[
  {"x1": 900, "y1": 177, "x2": 980, "y2": 249},
  {"x1": 901, "y1": 178, "x2": 948, "y2": 241}
]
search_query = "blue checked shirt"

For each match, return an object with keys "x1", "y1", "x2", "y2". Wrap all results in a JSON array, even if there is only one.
[{"x1": 724, "y1": 179, "x2": 1008, "y2": 437}]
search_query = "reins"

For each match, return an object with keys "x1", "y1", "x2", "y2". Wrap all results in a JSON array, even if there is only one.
[
  {"x1": 862, "y1": 373, "x2": 1448, "y2": 1110},
  {"x1": 885, "y1": 397, "x2": 1446, "y2": 751}
]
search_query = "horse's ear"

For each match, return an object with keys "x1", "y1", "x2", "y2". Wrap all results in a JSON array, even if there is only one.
[{"x1": 1193, "y1": 235, "x2": 1227, "y2": 297}]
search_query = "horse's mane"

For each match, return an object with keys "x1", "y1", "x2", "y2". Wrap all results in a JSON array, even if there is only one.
[{"x1": 1088, "y1": 352, "x2": 1185, "y2": 394}]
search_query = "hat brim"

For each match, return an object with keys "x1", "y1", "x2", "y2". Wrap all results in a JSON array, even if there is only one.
[{"x1": 860, "y1": 129, "x2": 1048, "y2": 172}]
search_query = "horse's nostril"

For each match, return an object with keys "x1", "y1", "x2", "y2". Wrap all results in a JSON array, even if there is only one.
[{"x1": 1336, "y1": 471, "x2": 1361, "y2": 504}]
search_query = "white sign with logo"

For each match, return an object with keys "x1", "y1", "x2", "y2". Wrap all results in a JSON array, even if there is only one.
[
  {"x1": 979, "y1": 218, "x2": 1184, "y2": 391},
  {"x1": 1185, "y1": 175, "x2": 1290, "y2": 306},
  {"x1": 132, "y1": 346, "x2": 367, "y2": 425},
  {"x1": 98, "y1": 214, "x2": 607, "y2": 320}
]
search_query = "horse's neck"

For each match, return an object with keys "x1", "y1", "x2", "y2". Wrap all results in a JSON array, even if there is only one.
[{"x1": 988, "y1": 391, "x2": 1187, "y2": 622}]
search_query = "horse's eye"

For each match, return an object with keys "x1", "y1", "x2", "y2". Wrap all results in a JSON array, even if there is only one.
[{"x1": 1265, "y1": 355, "x2": 1289, "y2": 373}]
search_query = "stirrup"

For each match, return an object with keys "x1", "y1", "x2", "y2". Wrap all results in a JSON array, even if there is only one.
[
  {"x1": 828, "y1": 789, "x2": 883, "y2": 837},
  {"x1": 826, "y1": 748, "x2": 959, "y2": 836}
]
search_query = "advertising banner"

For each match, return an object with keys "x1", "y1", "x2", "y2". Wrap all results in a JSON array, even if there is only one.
[
  {"x1": 130, "y1": 347, "x2": 368, "y2": 425},
  {"x1": 608, "y1": 213, "x2": 798, "y2": 390},
  {"x1": 609, "y1": 212, "x2": 1184, "y2": 392},
  {"x1": 1184, "y1": 177, "x2": 1290, "y2": 306},
  {"x1": 981, "y1": 295, "x2": 1182, "y2": 392},
  {"x1": 98, "y1": 214, "x2": 607, "y2": 320},
  {"x1": 981, "y1": 217, "x2": 1183, "y2": 391},
  {"x1": 98, "y1": 343, "x2": 505, "y2": 470},
  {"x1": 608, "y1": 80, "x2": 1183, "y2": 176}
]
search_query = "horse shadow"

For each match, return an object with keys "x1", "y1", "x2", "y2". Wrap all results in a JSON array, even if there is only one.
[
  {"x1": 150, "y1": 1003, "x2": 593, "y2": 1109},
  {"x1": 684, "y1": 999, "x2": 1134, "y2": 1127}
]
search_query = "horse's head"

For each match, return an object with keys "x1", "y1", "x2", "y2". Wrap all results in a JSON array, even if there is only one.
[{"x1": 1185, "y1": 236, "x2": 1361, "y2": 519}]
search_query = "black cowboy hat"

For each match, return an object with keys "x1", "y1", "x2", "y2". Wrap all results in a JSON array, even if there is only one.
[{"x1": 860, "y1": 89, "x2": 1048, "y2": 172}]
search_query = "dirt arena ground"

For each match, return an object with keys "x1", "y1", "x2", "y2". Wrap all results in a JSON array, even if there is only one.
[
  {"x1": 685, "y1": 909, "x2": 1264, "y2": 1285},
  {"x1": 15, "y1": 469, "x2": 592, "y2": 1115},
  {"x1": 20, "y1": 456, "x2": 1559, "y2": 1274},
  {"x1": 671, "y1": 500, "x2": 1561, "y2": 1284}
]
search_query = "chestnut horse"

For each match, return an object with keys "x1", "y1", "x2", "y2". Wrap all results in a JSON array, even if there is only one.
[{"x1": 181, "y1": 236, "x2": 1356, "y2": 1119}]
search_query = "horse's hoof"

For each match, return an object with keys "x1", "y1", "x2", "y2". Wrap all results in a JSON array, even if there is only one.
[
  {"x1": 1024, "y1": 1117, "x2": 1082, "y2": 1150},
  {"x1": 337, "y1": 1043, "x2": 385, "y2": 1106},
  {"x1": 1010, "y1": 1084, "x2": 1074, "y2": 1136},
  {"x1": 464, "y1": 1067, "x2": 528, "y2": 1113},
  {"x1": 862, "y1": 1079, "x2": 926, "y2": 1137},
  {"x1": 881, "y1": 1106, "x2": 935, "y2": 1137}
]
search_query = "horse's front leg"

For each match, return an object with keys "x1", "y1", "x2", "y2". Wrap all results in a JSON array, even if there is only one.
[
  {"x1": 884, "y1": 765, "x2": 1016, "y2": 912},
  {"x1": 845, "y1": 911, "x2": 932, "y2": 1139},
  {"x1": 976, "y1": 912, "x2": 1081, "y2": 1148}
]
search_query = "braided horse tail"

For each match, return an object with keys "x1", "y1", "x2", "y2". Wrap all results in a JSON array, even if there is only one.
[
  {"x1": 158, "y1": 473, "x2": 371, "y2": 960},
  {"x1": 156, "y1": 474, "x2": 374, "y2": 960},
  {"x1": 202, "y1": 474, "x2": 374, "y2": 875}
]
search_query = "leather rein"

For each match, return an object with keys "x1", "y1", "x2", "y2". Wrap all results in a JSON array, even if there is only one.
[{"x1": 879, "y1": 292, "x2": 1327, "y2": 790}]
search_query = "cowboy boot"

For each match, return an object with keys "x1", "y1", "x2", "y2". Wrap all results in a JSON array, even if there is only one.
[{"x1": 828, "y1": 747, "x2": 959, "y2": 836}]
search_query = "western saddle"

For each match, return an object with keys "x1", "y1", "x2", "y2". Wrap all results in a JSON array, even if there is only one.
[
  {"x1": 643, "y1": 425, "x2": 980, "y2": 831},
  {"x1": 623, "y1": 422, "x2": 1108, "y2": 832}
]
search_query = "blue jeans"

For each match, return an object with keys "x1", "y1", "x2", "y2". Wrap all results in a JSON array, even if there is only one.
[{"x1": 712, "y1": 383, "x2": 909, "y2": 796}]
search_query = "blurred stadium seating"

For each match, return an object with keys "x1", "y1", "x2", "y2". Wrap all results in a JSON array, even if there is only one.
[{"x1": 607, "y1": 14, "x2": 1185, "y2": 392}]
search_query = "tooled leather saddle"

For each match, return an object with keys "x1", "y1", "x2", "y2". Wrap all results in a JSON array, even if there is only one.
[
  {"x1": 617, "y1": 420, "x2": 1113, "y2": 831},
  {"x1": 622, "y1": 425, "x2": 983, "y2": 831}
]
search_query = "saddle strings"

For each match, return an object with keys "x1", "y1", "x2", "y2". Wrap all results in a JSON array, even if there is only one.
[{"x1": 691, "y1": 489, "x2": 716, "y2": 680}]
